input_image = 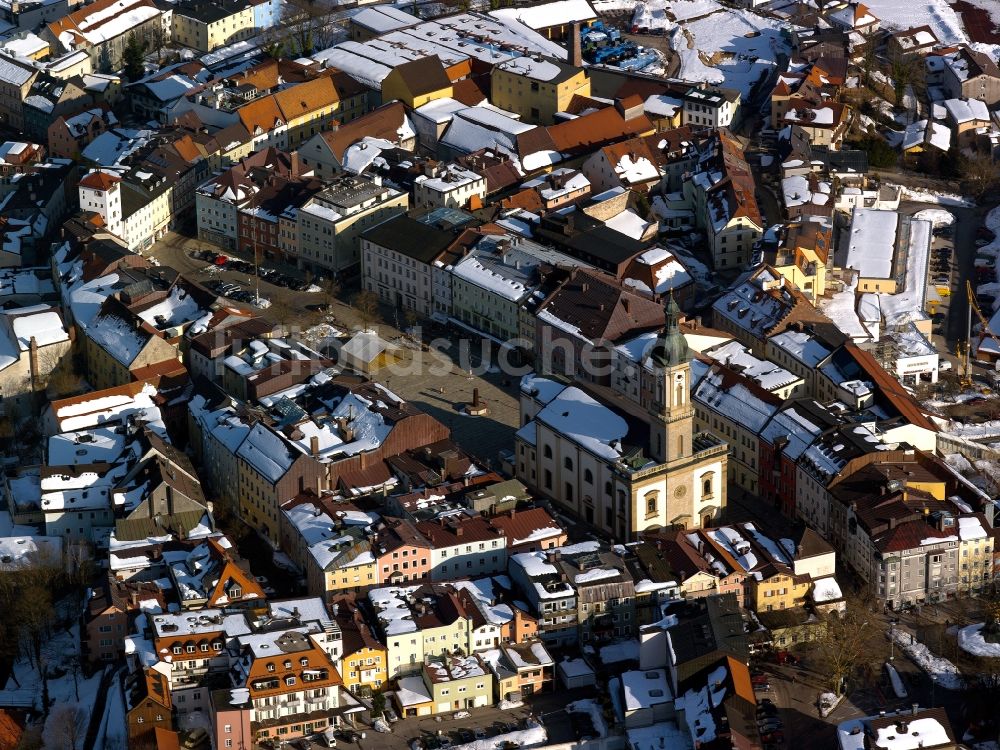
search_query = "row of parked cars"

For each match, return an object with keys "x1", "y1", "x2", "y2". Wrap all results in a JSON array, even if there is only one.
[
  {"x1": 203, "y1": 279, "x2": 269, "y2": 307},
  {"x1": 191, "y1": 250, "x2": 314, "y2": 291},
  {"x1": 751, "y1": 668, "x2": 785, "y2": 747},
  {"x1": 410, "y1": 719, "x2": 522, "y2": 750}
]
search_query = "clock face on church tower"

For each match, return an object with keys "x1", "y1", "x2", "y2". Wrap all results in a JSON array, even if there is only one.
[{"x1": 674, "y1": 485, "x2": 687, "y2": 499}]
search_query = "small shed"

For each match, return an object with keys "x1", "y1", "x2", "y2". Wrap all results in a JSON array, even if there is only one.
[
  {"x1": 339, "y1": 331, "x2": 400, "y2": 374},
  {"x1": 557, "y1": 657, "x2": 596, "y2": 690}
]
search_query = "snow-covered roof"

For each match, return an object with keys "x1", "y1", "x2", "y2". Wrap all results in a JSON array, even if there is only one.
[
  {"x1": 236, "y1": 423, "x2": 295, "y2": 483},
  {"x1": 491, "y1": 0, "x2": 595, "y2": 30},
  {"x1": 942, "y1": 97, "x2": 989, "y2": 124},
  {"x1": 811, "y1": 575, "x2": 843, "y2": 602},
  {"x1": 769, "y1": 330, "x2": 832, "y2": 368},
  {"x1": 845, "y1": 208, "x2": 897, "y2": 278},
  {"x1": 705, "y1": 340, "x2": 798, "y2": 392},
  {"x1": 692, "y1": 360, "x2": 778, "y2": 433},
  {"x1": 622, "y1": 668, "x2": 672, "y2": 712},
  {"x1": 533, "y1": 387, "x2": 630, "y2": 462},
  {"x1": 86, "y1": 313, "x2": 147, "y2": 366}
]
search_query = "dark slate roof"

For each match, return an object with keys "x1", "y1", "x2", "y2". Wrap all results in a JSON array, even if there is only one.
[
  {"x1": 810, "y1": 146, "x2": 868, "y2": 173},
  {"x1": 361, "y1": 213, "x2": 458, "y2": 263}
]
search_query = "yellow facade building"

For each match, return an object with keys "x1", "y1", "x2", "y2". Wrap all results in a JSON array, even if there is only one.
[{"x1": 490, "y1": 58, "x2": 590, "y2": 125}]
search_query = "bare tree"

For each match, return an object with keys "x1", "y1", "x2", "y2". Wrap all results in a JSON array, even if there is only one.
[
  {"x1": 354, "y1": 290, "x2": 380, "y2": 331},
  {"x1": 15, "y1": 580, "x2": 55, "y2": 669},
  {"x1": 812, "y1": 596, "x2": 889, "y2": 695},
  {"x1": 46, "y1": 705, "x2": 87, "y2": 750},
  {"x1": 963, "y1": 155, "x2": 1000, "y2": 200},
  {"x1": 324, "y1": 276, "x2": 343, "y2": 308}
]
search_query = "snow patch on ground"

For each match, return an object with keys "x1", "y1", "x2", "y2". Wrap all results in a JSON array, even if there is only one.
[
  {"x1": 957, "y1": 623, "x2": 1000, "y2": 658},
  {"x1": 891, "y1": 628, "x2": 966, "y2": 689},
  {"x1": 887, "y1": 183, "x2": 974, "y2": 207},
  {"x1": 861, "y1": 0, "x2": 968, "y2": 45},
  {"x1": 669, "y1": 8, "x2": 791, "y2": 97},
  {"x1": 568, "y1": 699, "x2": 608, "y2": 738},
  {"x1": 913, "y1": 208, "x2": 955, "y2": 227}
]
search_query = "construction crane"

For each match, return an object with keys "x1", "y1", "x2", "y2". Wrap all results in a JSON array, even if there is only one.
[{"x1": 964, "y1": 279, "x2": 1000, "y2": 386}]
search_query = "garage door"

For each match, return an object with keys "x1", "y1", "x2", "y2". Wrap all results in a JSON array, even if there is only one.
[
  {"x1": 473, "y1": 695, "x2": 488, "y2": 708},
  {"x1": 437, "y1": 703, "x2": 451, "y2": 714}
]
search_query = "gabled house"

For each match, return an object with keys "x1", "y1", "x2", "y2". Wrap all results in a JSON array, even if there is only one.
[
  {"x1": 298, "y1": 102, "x2": 416, "y2": 180},
  {"x1": 167, "y1": 537, "x2": 266, "y2": 609},
  {"x1": 125, "y1": 668, "x2": 173, "y2": 748},
  {"x1": 382, "y1": 56, "x2": 454, "y2": 109},
  {"x1": 942, "y1": 47, "x2": 1000, "y2": 106}
]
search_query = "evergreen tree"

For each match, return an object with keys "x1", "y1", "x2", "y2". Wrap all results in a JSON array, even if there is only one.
[{"x1": 122, "y1": 33, "x2": 146, "y2": 82}]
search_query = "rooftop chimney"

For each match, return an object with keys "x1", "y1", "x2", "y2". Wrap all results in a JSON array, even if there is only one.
[
  {"x1": 310, "y1": 435, "x2": 319, "y2": 457},
  {"x1": 571, "y1": 22, "x2": 582, "y2": 68}
]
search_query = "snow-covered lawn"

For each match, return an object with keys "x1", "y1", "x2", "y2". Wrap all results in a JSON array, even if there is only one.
[
  {"x1": 888, "y1": 183, "x2": 974, "y2": 207},
  {"x1": 1, "y1": 610, "x2": 107, "y2": 744},
  {"x1": 891, "y1": 628, "x2": 966, "y2": 690},
  {"x1": 669, "y1": 8, "x2": 790, "y2": 97},
  {"x1": 567, "y1": 699, "x2": 608, "y2": 738},
  {"x1": 95, "y1": 670, "x2": 125, "y2": 750},
  {"x1": 957, "y1": 623, "x2": 1000, "y2": 658},
  {"x1": 861, "y1": 0, "x2": 967, "y2": 45}
]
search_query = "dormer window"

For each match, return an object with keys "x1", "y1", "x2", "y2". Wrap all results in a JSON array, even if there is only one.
[
  {"x1": 285, "y1": 675, "x2": 296, "y2": 686},
  {"x1": 227, "y1": 583, "x2": 242, "y2": 599},
  {"x1": 172, "y1": 646, "x2": 181, "y2": 655},
  {"x1": 186, "y1": 645, "x2": 195, "y2": 654},
  {"x1": 267, "y1": 663, "x2": 275, "y2": 672},
  {"x1": 284, "y1": 660, "x2": 292, "y2": 670},
  {"x1": 300, "y1": 657, "x2": 309, "y2": 667}
]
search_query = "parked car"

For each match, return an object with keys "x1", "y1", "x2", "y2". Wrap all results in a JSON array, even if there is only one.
[
  {"x1": 933, "y1": 225, "x2": 954, "y2": 238},
  {"x1": 473, "y1": 729, "x2": 486, "y2": 740},
  {"x1": 754, "y1": 682, "x2": 772, "y2": 692},
  {"x1": 933, "y1": 276, "x2": 950, "y2": 285},
  {"x1": 939, "y1": 360, "x2": 953, "y2": 371}
]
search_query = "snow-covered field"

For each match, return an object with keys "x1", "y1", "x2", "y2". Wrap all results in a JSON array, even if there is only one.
[
  {"x1": 957, "y1": 623, "x2": 1000, "y2": 658},
  {"x1": 861, "y1": 0, "x2": 967, "y2": 45},
  {"x1": 891, "y1": 628, "x2": 966, "y2": 689},
  {"x1": 669, "y1": 9, "x2": 790, "y2": 97}
]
